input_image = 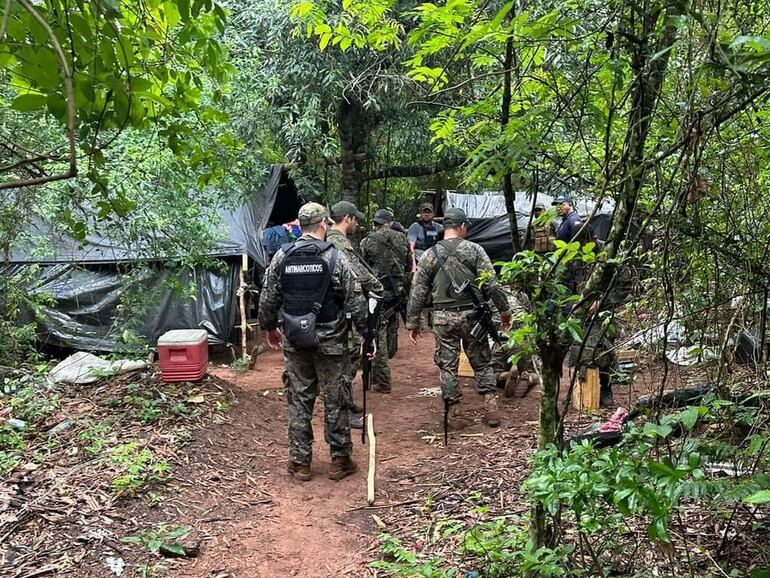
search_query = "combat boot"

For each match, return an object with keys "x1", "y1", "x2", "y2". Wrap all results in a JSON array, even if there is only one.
[
  {"x1": 350, "y1": 403, "x2": 364, "y2": 415},
  {"x1": 483, "y1": 394, "x2": 501, "y2": 427},
  {"x1": 328, "y1": 456, "x2": 358, "y2": 480},
  {"x1": 503, "y1": 368, "x2": 520, "y2": 398},
  {"x1": 518, "y1": 371, "x2": 540, "y2": 398},
  {"x1": 448, "y1": 404, "x2": 470, "y2": 429},
  {"x1": 287, "y1": 461, "x2": 311, "y2": 482}
]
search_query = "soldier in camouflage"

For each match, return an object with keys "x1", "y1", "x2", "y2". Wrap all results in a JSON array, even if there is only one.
[
  {"x1": 327, "y1": 201, "x2": 385, "y2": 415},
  {"x1": 489, "y1": 291, "x2": 541, "y2": 398},
  {"x1": 406, "y1": 207, "x2": 512, "y2": 427},
  {"x1": 258, "y1": 202, "x2": 371, "y2": 482},
  {"x1": 361, "y1": 209, "x2": 411, "y2": 388}
]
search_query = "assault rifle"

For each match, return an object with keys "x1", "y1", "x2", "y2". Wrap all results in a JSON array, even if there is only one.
[
  {"x1": 467, "y1": 284, "x2": 505, "y2": 345},
  {"x1": 361, "y1": 296, "x2": 380, "y2": 444},
  {"x1": 382, "y1": 295, "x2": 407, "y2": 325},
  {"x1": 443, "y1": 399, "x2": 449, "y2": 446}
]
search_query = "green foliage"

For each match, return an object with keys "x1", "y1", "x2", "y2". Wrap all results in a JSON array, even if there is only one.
[
  {"x1": 76, "y1": 419, "x2": 114, "y2": 455},
  {"x1": 109, "y1": 442, "x2": 170, "y2": 494},
  {"x1": 120, "y1": 382, "x2": 193, "y2": 425},
  {"x1": 0, "y1": 267, "x2": 56, "y2": 365},
  {"x1": 122, "y1": 524, "x2": 190, "y2": 555},
  {"x1": 372, "y1": 525, "x2": 572, "y2": 578},
  {"x1": 136, "y1": 564, "x2": 168, "y2": 578},
  {"x1": 9, "y1": 384, "x2": 59, "y2": 425},
  {"x1": 1, "y1": 0, "x2": 234, "y2": 189}
]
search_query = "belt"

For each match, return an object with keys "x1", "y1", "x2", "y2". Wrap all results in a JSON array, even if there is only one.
[{"x1": 435, "y1": 305, "x2": 475, "y2": 312}]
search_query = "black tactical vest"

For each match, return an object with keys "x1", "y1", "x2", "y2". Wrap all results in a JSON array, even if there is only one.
[
  {"x1": 415, "y1": 221, "x2": 440, "y2": 252},
  {"x1": 280, "y1": 240, "x2": 338, "y2": 323}
]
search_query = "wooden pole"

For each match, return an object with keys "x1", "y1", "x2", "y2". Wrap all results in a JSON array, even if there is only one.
[
  {"x1": 366, "y1": 413, "x2": 376, "y2": 505},
  {"x1": 240, "y1": 254, "x2": 248, "y2": 362}
]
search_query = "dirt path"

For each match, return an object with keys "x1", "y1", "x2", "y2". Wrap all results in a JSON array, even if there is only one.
[{"x1": 151, "y1": 329, "x2": 541, "y2": 577}]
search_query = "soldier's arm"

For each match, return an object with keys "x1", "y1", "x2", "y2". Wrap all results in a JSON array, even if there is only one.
[
  {"x1": 401, "y1": 237, "x2": 412, "y2": 275},
  {"x1": 257, "y1": 252, "x2": 284, "y2": 331},
  {"x1": 360, "y1": 237, "x2": 373, "y2": 266},
  {"x1": 406, "y1": 251, "x2": 436, "y2": 329},
  {"x1": 338, "y1": 254, "x2": 368, "y2": 334},
  {"x1": 354, "y1": 256, "x2": 384, "y2": 297},
  {"x1": 475, "y1": 245, "x2": 511, "y2": 315}
]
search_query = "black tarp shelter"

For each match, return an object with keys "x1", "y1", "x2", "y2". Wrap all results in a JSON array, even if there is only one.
[
  {"x1": 442, "y1": 191, "x2": 615, "y2": 262},
  {"x1": 6, "y1": 165, "x2": 301, "y2": 351}
]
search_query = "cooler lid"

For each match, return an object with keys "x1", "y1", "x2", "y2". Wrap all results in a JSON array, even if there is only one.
[{"x1": 158, "y1": 329, "x2": 209, "y2": 346}]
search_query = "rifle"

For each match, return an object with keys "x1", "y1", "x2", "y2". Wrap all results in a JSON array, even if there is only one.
[
  {"x1": 431, "y1": 246, "x2": 505, "y2": 345},
  {"x1": 443, "y1": 398, "x2": 449, "y2": 446},
  {"x1": 361, "y1": 296, "x2": 380, "y2": 444},
  {"x1": 382, "y1": 295, "x2": 404, "y2": 324},
  {"x1": 467, "y1": 284, "x2": 505, "y2": 345}
]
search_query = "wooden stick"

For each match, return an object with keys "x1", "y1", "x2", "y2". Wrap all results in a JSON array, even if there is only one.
[
  {"x1": 367, "y1": 413, "x2": 376, "y2": 506},
  {"x1": 240, "y1": 254, "x2": 248, "y2": 362}
]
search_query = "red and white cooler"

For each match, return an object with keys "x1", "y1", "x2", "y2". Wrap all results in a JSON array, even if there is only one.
[{"x1": 157, "y1": 329, "x2": 209, "y2": 383}]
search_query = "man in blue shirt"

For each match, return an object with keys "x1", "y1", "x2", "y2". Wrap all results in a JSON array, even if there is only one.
[
  {"x1": 552, "y1": 195, "x2": 583, "y2": 244},
  {"x1": 407, "y1": 202, "x2": 443, "y2": 273}
]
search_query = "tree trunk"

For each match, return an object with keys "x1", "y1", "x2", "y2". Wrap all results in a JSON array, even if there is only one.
[
  {"x1": 338, "y1": 98, "x2": 366, "y2": 204},
  {"x1": 501, "y1": 33, "x2": 522, "y2": 254},
  {"x1": 530, "y1": 338, "x2": 565, "y2": 549},
  {"x1": 529, "y1": 1, "x2": 680, "y2": 552},
  {"x1": 581, "y1": 5, "x2": 680, "y2": 307}
]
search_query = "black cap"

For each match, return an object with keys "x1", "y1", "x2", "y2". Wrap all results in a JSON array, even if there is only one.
[
  {"x1": 330, "y1": 200, "x2": 365, "y2": 220},
  {"x1": 551, "y1": 194, "x2": 572, "y2": 206},
  {"x1": 373, "y1": 209, "x2": 394, "y2": 225},
  {"x1": 443, "y1": 207, "x2": 468, "y2": 226}
]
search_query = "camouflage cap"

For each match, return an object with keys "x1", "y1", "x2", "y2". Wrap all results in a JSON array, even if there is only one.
[
  {"x1": 297, "y1": 202, "x2": 329, "y2": 226},
  {"x1": 330, "y1": 200, "x2": 365, "y2": 220},
  {"x1": 419, "y1": 202, "x2": 434, "y2": 212},
  {"x1": 443, "y1": 207, "x2": 468, "y2": 226},
  {"x1": 373, "y1": 208, "x2": 394, "y2": 225}
]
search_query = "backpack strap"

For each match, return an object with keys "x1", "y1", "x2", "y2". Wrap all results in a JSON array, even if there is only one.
[
  {"x1": 313, "y1": 247, "x2": 338, "y2": 314},
  {"x1": 432, "y1": 241, "x2": 481, "y2": 295}
]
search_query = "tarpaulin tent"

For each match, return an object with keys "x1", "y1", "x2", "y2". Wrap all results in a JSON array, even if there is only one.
[
  {"x1": 6, "y1": 165, "x2": 301, "y2": 351},
  {"x1": 442, "y1": 191, "x2": 615, "y2": 262}
]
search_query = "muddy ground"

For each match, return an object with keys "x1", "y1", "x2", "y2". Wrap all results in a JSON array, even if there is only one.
[{"x1": 3, "y1": 327, "x2": 675, "y2": 577}]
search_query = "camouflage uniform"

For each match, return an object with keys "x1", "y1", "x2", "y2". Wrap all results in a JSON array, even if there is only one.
[
  {"x1": 407, "y1": 236, "x2": 510, "y2": 404},
  {"x1": 361, "y1": 221, "x2": 411, "y2": 382},
  {"x1": 490, "y1": 291, "x2": 532, "y2": 376},
  {"x1": 326, "y1": 227, "x2": 384, "y2": 388},
  {"x1": 258, "y1": 234, "x2": 368, "y2": 466},
  {"x1": 568, "y1": 266, "x2": 633, "y2": 403}
]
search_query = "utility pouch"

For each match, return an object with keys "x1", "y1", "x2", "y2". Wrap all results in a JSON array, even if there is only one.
[{"x1": 283, "y1": 300, "x2": 323, "y2": 348}]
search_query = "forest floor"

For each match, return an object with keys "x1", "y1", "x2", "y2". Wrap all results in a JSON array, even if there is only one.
[{"x1": 2, "y1": 329, "x2": 675, "y2": 578}]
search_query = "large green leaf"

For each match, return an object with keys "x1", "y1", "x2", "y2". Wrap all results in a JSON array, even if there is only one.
[{"x1": 12, "y1": 93, "x2": 48, "y2": 112}]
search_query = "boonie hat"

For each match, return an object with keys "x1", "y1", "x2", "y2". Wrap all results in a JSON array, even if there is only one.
[
  {"x1": 330, "y1": 200, "x2": 365, "y2": 220},
  {"x1": 419, "y1": 202, "x2": 434, "y2": 212},
  {"x1": 551, "y1": 194, "x2": 572, "y2": 206},
  {"x1": 443, "y1": 207, "x2": 468, "y2": 226},
  {"x1": 297, "y1": 202, "x2": 330, "y2": 226},
  {"x1": 373, "y1": 208, "x2": 394, "y2": 225}
]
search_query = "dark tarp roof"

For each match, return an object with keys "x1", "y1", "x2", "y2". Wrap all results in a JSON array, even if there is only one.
[
  {"x1": 5, "y1": 165, "x2": 289, "y2": 351},
  {"x1": 8, "y1": 164, "x2": 283, "y2": 269}
]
